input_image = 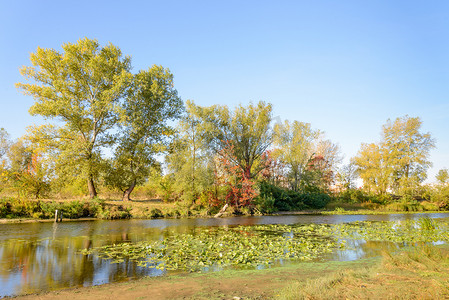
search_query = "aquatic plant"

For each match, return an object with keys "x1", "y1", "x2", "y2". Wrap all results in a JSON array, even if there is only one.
[
  {"x1": 418, "y1": 216, "x2": 438, "y2": 231},
  {"x1": 82, "y1": 218, "x2": 449, "y2": 273},
  {"x1": 82, "y1": 225, "x2": 337, "y2": 271}
]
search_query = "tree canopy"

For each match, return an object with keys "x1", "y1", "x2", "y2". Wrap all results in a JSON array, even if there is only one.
[
  {"x1": 353, "y1": 116, "x2": 435, "y2": 196},
  {"x1": 273, "y1": 120, "x2": 319, "y2": 191},
  {"x1": 16, "y1": 38, "x2": 185, "y2": 200},
  {"x1": 187, "y1": 100, "x2": 273, "y2": 180},
  {"x1": 105, "y1": 65, "x2": 183, "y2": 200}
]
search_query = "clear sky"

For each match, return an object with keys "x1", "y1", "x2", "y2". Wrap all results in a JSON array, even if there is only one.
[{"x1": 1, "y1": 0, "x2": 448, "y2": 182}]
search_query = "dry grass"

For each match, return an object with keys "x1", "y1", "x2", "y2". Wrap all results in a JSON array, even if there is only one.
[
  {"x1": 277, "y1": 245, "x2": 449, "y2": 300},
  {"x1": 107, "y1": 199, "x2": 178, "y2": 218}
]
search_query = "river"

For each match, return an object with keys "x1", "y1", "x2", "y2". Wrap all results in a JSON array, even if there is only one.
[{"x1": 1, "y1": 212, "x2": 449, "y2": 297}]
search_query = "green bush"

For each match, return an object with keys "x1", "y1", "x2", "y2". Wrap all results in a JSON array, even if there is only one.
[
  {"x1": 257, "y1": 182, "x2": 330, "y2": 211},
  {"x1": 300, "y1": 193, "x2": 331, "y2": 209},
  {"x1": 337, "y1": 189, "x2": 369, "y2": 203},
  {"x1": 39, "y1": 201, "x2": 59, "y2": 218},
  {"x1": 0, "y1": 198, "x2": 13, "y2": 218},
  {"x1": 105, "y1": 205, "x2": 131, "y2": 219},
  {"x1": 375, "y1": 194, "x2": 393, "y2": 205},
  {"x1": 255, "y1": 195, "x2": 276, "y2": 213},
  {"x1": 431, "y1": 185, "x2": 449, "y2": 209},
  {"x1": 148, "y1": 208, "x2": 164, "y2": 218},
  {"x1": 385, "y1": 196, "x2": 423, "y2": 212},
  {"x1": 60, "y1": 201, "x2": 85, "y2": 218},
  {"x1": 258, "y1": 182, "x2": 294, "y2": 211}
]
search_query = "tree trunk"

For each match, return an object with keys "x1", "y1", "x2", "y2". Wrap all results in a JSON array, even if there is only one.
[
  {"x1": 214, "y1": 203, "x2": 228, "y2": 218},
  {"x1": 122, "y1": 179, "x2": 136, "y2": 201},
  {"x1": 87, "y1": 176, "x2": 97, "y2": 199}
]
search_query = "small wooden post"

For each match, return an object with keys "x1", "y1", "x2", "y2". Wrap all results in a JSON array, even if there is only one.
[{"x1": 54, "y1": 210, "x2": 63, "y2": 222}]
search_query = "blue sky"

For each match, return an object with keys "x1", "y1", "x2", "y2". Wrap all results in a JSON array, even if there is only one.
[{"x1": 1, "y1": 0, "x2": 448, "y2": 182}]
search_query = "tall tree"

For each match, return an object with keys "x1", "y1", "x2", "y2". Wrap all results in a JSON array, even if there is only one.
[
  {"x1": 273, "y1": 121, "x2": 341, "y2": 193},
  {"x1": 352, "y1": 142, "x2": 392, "y2": 194},
  {"x1": 382, "y1": 116, "x2": 435, "y2": 194},
  {"x1": 304, "y1": 138, "x2": 342, "y2": 192},
  {"x1": 335, "y1": 163, "x2": 358, "y2": 191},
  {"x1": 0, "y1": 128, "x2": 10, "y2": 192},
  {"x1": 272, "y1": 120, "x2": 319, "y2": 191},
  {"x1": 165, "y1": 105, "x2": 215, "y2": 205},
  {"x1": 105, "y1": 66, "x2": 183, "y2": 201},
  {"x1": 6, "y1": 139, "x2": 51, "y2": 198},
  {"x1": 188, "y1": 100, "x2": 273, "y2": 180},
  {"x1": 17, "y1": 38, "x2": 132, "y2": 198},
  {"x1": 353, "y1": 116, "x2": 435, "y2": 195},
  {"x1": 436, "y1": 168, "x2": 449, "y2": 185}
]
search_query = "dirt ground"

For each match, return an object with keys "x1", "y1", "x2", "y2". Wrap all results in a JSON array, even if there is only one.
[{"x1": 16, "y1": 259, "x2": 375, "y2": 300}]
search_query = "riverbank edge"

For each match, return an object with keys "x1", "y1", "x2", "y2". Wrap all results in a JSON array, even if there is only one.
[{"x1": 2, "y1": 209, "x2": 449, "y2": 224}]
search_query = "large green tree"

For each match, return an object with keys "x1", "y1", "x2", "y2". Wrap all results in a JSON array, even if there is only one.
[
  {"x1": 105, "y1": 65, "x2": 183, "y2": 201},
  {"x1": 273, "y1": 121, "x2": 341, "y2": 192},
  {"x1": 352, "y1": 142, "x2": 392, "y2": 194},
  {"x1": 188, "y1": 100, "x2": 273, "y2": 180},
  {"x1": 353, "y1": 116, "x2": 435, "y2": 196},
  {"x1": 17, "y1": 38, "x2": 132, "y2": 198},
  {"x1": 382, "y1": 116, "x2": 435, "y2": 194},
  {"x1": 272, "y1": 120, "x2": 319, "y2": 191},
  {"x1": 165, "y1": 102, "x2": 215, "y2": 205}
]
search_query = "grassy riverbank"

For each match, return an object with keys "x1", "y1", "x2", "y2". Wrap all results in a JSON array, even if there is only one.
[
  {"x1": 277, "y1": 245, "x2": 449, "y2": 299},
  {"x1": 1, "y1": 197, "x2": 449, "y2": 223},
  {"x1": 0, "y1": 197, "x2": 194, "y2": 221},
  {"x1": 17, "y1": 245, "x2": 449, "y2": 300}
]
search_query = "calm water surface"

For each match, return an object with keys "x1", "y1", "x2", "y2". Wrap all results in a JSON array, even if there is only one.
[{"x1": 1, "y1": 212, "x2": 449, "y2": 297}]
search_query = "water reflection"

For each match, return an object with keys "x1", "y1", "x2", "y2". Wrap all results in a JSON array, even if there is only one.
[
  {"x1": 329, "y1": 240, "x2": 402, "y2": 261},
  {"x1": 0, "y1": 212, "x2": 448, "y2": 297}
]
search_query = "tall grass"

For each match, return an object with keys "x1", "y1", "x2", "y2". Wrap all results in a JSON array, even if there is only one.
[
  {"x1": 276, "y1": 245, "x2": 449, "y2": 299},
  {"x1": 418, "y1": 216, "x2": 438, "y2": 231}
]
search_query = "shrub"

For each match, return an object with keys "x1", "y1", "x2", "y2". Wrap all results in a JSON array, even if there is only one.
[
  {"x1": 431, "y1": 185, "x2": 449, "y2": 209},
  {"x1": 385, "y1": 196, "x2": 423, "y2": 212},
  {"x1": 420, "y1": 201, "x2": 439, "y2": 211},
  {"x1": 0, "y1": 198, "x2": 12, "y2": 218},
  {"x1": 337, "y1": 189, "x2": 369, "y2": 203},
  {"x1": 257, "y1": 182, "x2": 330, "y2": 211},
  {"x1": 60, "y1": 201, "x2": 86, "y2": 218},
  {"x1": 148, "y1": 208, "x2": 164, "y2": 218},
  {"x1": 301, "y1": 193, "x2": 331, "y2": 209},
  {"x1": 255, "y1": 195, "x2": 276, "y2": 214},
  {"x1": 418, "y1": 217, "x2": 438, "y2": 231},
  {"x1": 39, "y1": 201, "x2": 59, "y2": 218}
]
